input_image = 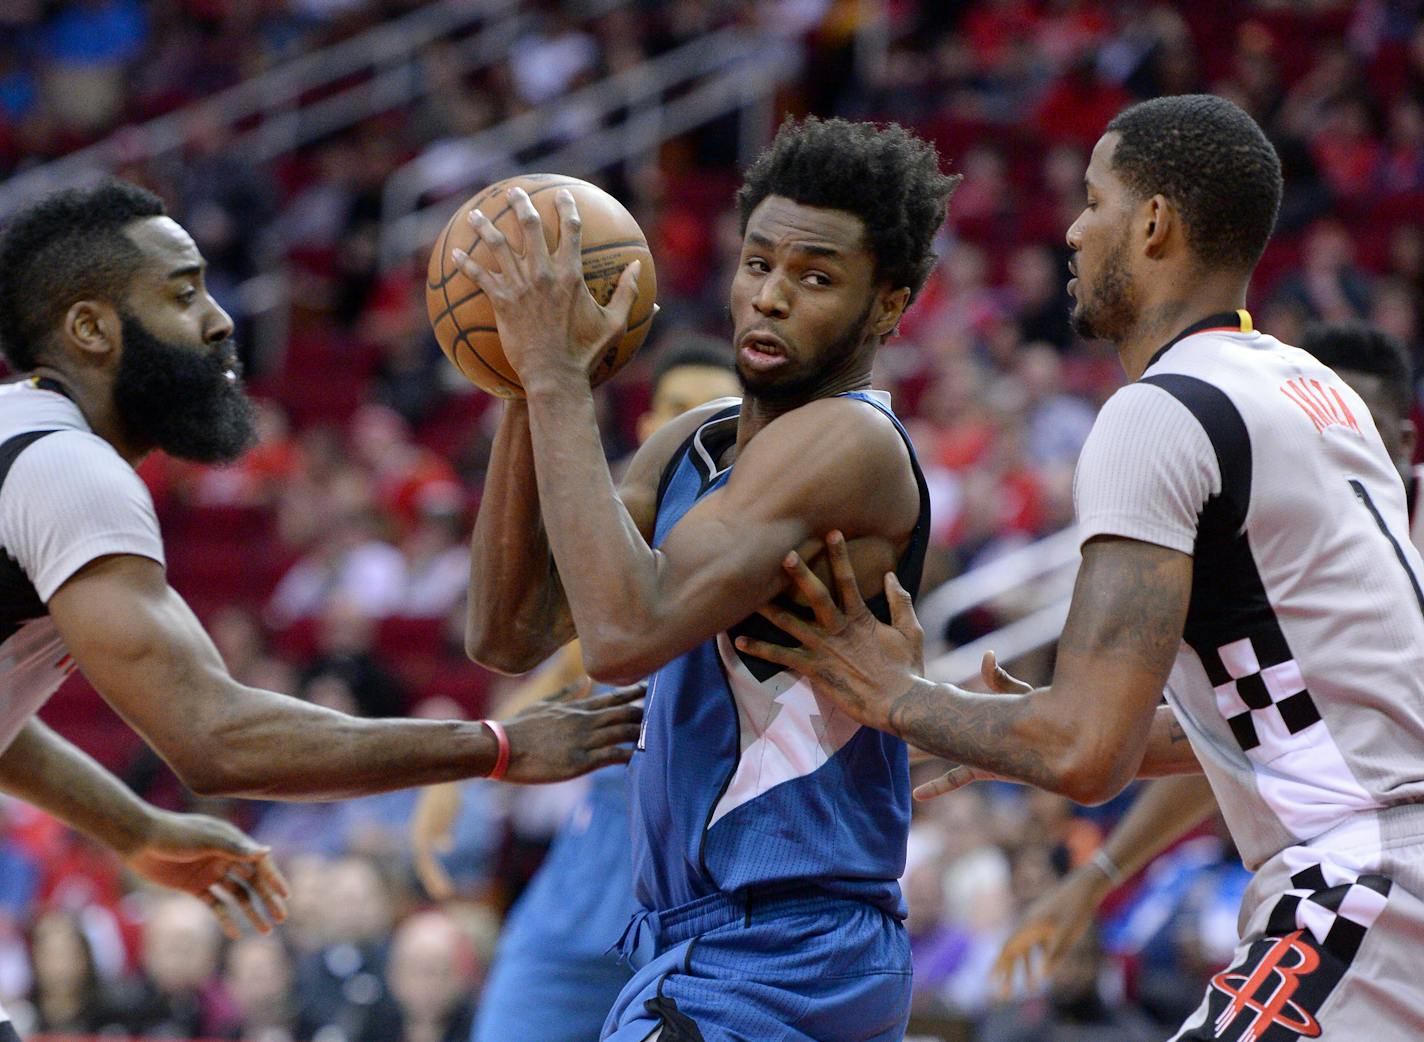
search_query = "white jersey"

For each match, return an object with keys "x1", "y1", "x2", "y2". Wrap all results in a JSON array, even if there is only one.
[
  {"x1": 1074, "y1": 312, "x2": 1424, "y2": 870},
  {"x1": 0, "y1": 381, "x2": 164, "y2": 753}
]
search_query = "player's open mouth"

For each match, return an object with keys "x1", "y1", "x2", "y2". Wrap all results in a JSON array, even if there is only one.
[{"x1": 738, "y1": 333, "x2": 789, "y2": 372}]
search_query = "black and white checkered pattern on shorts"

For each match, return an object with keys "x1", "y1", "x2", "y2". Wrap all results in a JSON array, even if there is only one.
[
  {"x1": 1267, "y1": 865, "x2": 1393, "y2": 963},
  {"x1": 1204, "y1": 631, "x2": 1322, "y2": 754}
]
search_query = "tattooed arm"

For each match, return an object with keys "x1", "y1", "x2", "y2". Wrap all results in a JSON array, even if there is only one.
[
  {"x1": 739, "y1": 532, "x2": 1191, "y2": 805},
  {"x1": 1138, "y1": 704, "x2": 1200, "y2": 776}
]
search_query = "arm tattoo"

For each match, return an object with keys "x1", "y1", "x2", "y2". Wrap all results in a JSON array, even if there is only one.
[
  {"x1": 886, "y1": 679, "x2": 1059, "y2": 790},
  {"x1": 1059, "y1": 538, "x2": 1187, "y2": 677}
]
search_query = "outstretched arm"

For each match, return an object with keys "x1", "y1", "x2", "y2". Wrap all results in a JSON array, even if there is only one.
[
  {"x1": 994, "y1": 774, "x2": 1219, "y2": 991},
  {"x1": 48, "y1": 554, "x2": 642, "y2": 800},
  {"x1": 0, "y1": 718, "x2": 289, "y2": 936},
  {"x1": 740, "y1": 532, "x2": 1190, "y2": 805}
]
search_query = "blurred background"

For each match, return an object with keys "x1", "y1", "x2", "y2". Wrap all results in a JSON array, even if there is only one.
[{"x1": 0, "y1": 0, "x2": 1420, "y2": 1039}]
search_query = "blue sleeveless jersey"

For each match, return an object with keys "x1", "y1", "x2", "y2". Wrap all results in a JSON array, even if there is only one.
[{"x1": 627, "y1": 390, "x2": 930, "y2": 919}]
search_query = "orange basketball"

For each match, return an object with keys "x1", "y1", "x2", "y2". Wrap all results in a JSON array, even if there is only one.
[{"x1": 426, "y1": 174, "x2": 657, "y2": 398}]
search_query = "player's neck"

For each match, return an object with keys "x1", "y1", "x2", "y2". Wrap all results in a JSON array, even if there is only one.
[
  {"x1": 30, "y1": 363, "x2": 150, "y2": 465},
  {"x1": 1116, "y1": 279, "x2": 1250, "y2": 380},
  {"x1": 735, "y1": 368, "x2": 873, "y2": 457}
]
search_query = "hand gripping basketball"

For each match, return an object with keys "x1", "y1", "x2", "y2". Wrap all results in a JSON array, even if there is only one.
[{"x1": 450, "y1": 187, "x2": 643, "y2": 391}]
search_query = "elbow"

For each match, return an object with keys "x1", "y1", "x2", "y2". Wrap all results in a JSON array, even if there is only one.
[
  {"x1": 464, "y1": 622, "x2": 543, "y2": 676},
  {"x1": 177, "y1": 757, "x2": 245, "y2": 799},
  {"x1": 1054, "y1": 748, "x2": 1134, "y2": 806},
  {"x1": 579, "y1": 630, "x2": 655, "y2": 687}
]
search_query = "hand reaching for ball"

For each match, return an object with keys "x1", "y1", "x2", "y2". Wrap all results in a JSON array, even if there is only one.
[{"x1": 450, "y1": 186, "x2": 644, "y2": 392}]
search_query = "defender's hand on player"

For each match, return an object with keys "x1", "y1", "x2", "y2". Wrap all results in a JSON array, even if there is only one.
[
  {"x1": 500, "y1": 678, "x2": 645, "y2": 783},
  {"x1": 993, "y1": 863, "x2": 1109, "y2": 996},
  {"x1": 125, "y1": 810, "x2": 290, "y2": 939},
  {"x1": 735, "y1": 530, "x2": 924, "y2": 734},
  {"x1": 451, "y1": 187, "x2": 641, "y2": 385},
  {"x1": 913, "y1": 651, "x2": 1032, "y2": 801}
]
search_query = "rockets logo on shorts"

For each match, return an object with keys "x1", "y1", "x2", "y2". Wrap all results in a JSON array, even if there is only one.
[
  {"x1": 1209, "y1": 931, "x2": 1323, "y2": 1040},
  {"x1": 1188, "y1": 869, "x2": 1393, "y2": 1041}
]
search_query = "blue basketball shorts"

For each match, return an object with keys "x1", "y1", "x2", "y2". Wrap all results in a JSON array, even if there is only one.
[
  {"x1": 473, "y1": 770, "x2": 636, "y2": 1042},
  {"x1": 601, "y1": 889, "x2": 911, "y2": 1042}
]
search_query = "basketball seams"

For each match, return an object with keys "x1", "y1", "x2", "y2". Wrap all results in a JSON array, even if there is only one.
[
  {"x1": 428, "y1": 176, "x2": 654, "y2": 397},
  {"x1": 427, "y1": 238, "x2": 650, "y2": 332}
]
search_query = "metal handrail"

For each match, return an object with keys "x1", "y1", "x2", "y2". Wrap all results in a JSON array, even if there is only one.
[
  {"x1": 0, "y1": 0, "x2": 635, "y2": 218},
  {"x1": 377, "y1": 26, "x2": 800, "y2": 268},
  {"x1": 916, "y1": 525, "x2": 1081, "y2": 659}
]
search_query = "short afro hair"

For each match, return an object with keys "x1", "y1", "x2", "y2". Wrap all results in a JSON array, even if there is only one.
[
  {"x1": 736, "y1": 117, "x2": 960, "y2": 305},
  {"x1": 652, "y1": 333, "x2": 735, "y2": 387},
  {"x1": 0, "y1": 178, "x2": 166, "y2": 372},
  {"x1": 1301, "y1": 322, "x2": 1414, "y2": 418},
  {"x1": 1106, "y1": 94, "x2": 1282, "y2": 273}
]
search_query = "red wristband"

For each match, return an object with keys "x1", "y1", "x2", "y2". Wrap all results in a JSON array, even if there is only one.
[{"x1": 481, "y1": 719, "x2": 510, "y2": 781}]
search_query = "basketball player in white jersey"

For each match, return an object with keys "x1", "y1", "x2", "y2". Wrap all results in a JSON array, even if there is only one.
[
  {"x1": 988, "y1": 322, "x2": 1424, "y2": 994},
  {"x1": 742, "y1": 96, "x2": 1424, "y2": 1039},
  {"x1": 0, "y1": 180, "x2": 641, "y2": 1035}
]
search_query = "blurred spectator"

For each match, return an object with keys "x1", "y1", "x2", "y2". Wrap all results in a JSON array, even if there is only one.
[
  {"x1": 267, "y1": 513, "x2": 408, "y2": 625},
  {"x1": 17, "y1": 909, "x2": 119, "y2": 1035},
  {"x1": 1271, "y1": 218, "x2": 1376, "y2": 323},
  {"x1": 298, "y1": 598, "x2": 406, "y2": 717},
  {"x1": 106, "y1": 893, "x2": 235, "y2": 1038},
  {"x1": 221, "y1": 934, "x2": 319, "y2": 1042},
  {"x1": 398, "y1": 490, "x2": 471, "y2": 619},
  {"x1": 296, "y1": 856, "x2": 398, "y2": 1038},
  {"x1": 977, "y1": 926, "x2": 1157, "y2": 1042},
  {"x1": 359, "y1": 911, "x2": 478, "y2": 1042},
  {"x1": 38, "y1": 0, "x2": 147, "y2": 133}
]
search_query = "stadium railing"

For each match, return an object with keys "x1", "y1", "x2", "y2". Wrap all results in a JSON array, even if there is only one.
[
  {"x1": 376, "y1": 25, "x2": 804, "y2": 270},
  {"x1": 919, "y1": 526, "x2": 1079, "y2": 684}
]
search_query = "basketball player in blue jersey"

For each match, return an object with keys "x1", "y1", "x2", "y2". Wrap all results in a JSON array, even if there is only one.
[
  {"x1": 745, "y1": 96, "x2": 1424, "y2": 1039},
  {"x1": 411, "y1": 337, "x2": 740, "y2": 1042},
  {"x1": 452, "y1": 117, "x2": 957, "y2": 1041},
  {"x1": 990, "y1": 322, "x2": 1424, "y2": 993}
]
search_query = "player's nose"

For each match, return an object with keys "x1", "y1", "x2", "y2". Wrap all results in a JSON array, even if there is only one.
[
  {"x1": 204, "y1": 295, "x2": 235, "y2": 344},
  {"x1": 752, "y1": 273, "x2": 790, "y2": 318}
]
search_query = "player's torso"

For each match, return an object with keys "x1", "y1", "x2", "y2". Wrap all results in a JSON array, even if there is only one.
[
  {"x1": 629, "y1": 391, "x2": 928, "y2": 915},
  {"x1": 0, "y1": 384, "x2": 90, "y2": 751},
  {"x1": 1145, "y1": 333, "x2": 1424, "y2": 866}
]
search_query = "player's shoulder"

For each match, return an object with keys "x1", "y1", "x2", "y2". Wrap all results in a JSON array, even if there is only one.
[
  {"x1": 735, "y1": 391, "x2": 914, "y2": 488},
  {"x1": 2, "y1": 428, "x2": 146, "y2": 506}
]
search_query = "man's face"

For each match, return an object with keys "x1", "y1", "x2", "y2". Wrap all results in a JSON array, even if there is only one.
[
  {"x1": 1065, "y1": 133, "x2": 1142, "y2": 345},
  {"x1": 1336, "y1": 366, "x2": 1416, "y2": 480},
  {"x1": 112, "y1": 217, "x2": 255, "y2": 462},
  {"x1": 638, "y1": 363, "x2": 743, "y2": 444},
  {"x1": 728, "y1": 196, "x2": 888, "y2": 403}
]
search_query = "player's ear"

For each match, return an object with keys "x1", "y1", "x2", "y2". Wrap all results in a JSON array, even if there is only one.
[
  {"x1": 1143, "y1": 194, "x2": 1173, "y2": 259},
  {"x1": 872, "y1": 286, "x2": 911, "y2": 339},
  {"x1": 64, "y1": 300, "x2": 121, "y2": 361}
]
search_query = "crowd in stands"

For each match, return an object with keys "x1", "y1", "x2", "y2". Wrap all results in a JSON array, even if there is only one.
[{"x1": 0, "y1": 1, "x2": 1421, "y2": 1038}]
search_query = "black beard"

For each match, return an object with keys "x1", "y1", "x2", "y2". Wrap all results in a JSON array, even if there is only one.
[
  {"x1": 1069, "y1": 232, "x2": 1137, "y2": 344},
  {"x1": 736, "y1": 298, "x2": 874, "y2": 405},
  {"x1": 112, "y1": 311, "x2": 257, "y2": 463}
]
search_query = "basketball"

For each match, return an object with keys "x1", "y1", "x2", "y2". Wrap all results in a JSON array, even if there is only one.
[{"x1": 425, "y1": 174, "x2": 657, "y2": 398}]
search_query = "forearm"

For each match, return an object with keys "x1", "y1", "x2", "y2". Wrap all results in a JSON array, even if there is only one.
[
  {"x1": 1137, "y1": 704, "x2": 1202, "y2": 777},
  {"x1": 1098, "y1": 774, "x2": 1218, "y2": 883},
  {"x1": 522, "y1": 375, "x2": 662, "y2": 680},
  {"x1": 122, "y1": 671, "x2": 497, "y2": 801},
  {"x1": 0, "y1": 719, "x2": 155, "y2": 855},
  {"x1": 885, "y1": 678, "x2": 1154, "y2": 804},
  {"x1": 466, "y1": 401, "x2": 575, "y2": 671},
  {"x1": 885, "y1": 679, "x2": 1083, "y2": 798}
]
